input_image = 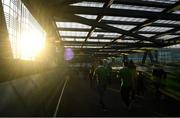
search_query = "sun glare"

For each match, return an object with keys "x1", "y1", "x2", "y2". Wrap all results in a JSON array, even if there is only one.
[{"x1": 19, "y1": 30, "x2": 45, "y2": 60}]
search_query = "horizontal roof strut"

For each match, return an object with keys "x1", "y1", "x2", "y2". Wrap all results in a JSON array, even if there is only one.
[
  {"x1": 103, "y1": 1, "x2": 180, "y2": 49},
  {"x1": 57, "y1": 28, "x2": 180, "y2": 35},
  {"x1": 54, "y1": 0, "x2": 180, "y2": 53},
  {"x1": 55, "y1": 14, "x2": 161, "y2": 44},
  {"x1": 164, "y1": 37, "x2": 180, "y2": 46},
  {"x1": 105, "y1": 1, "x2": 180, "y2": 44},
  {"x1": 72, "y1": 0, "x2": 171, "y2": 8},
  {"x1": 60, "y1": 36, "x2": 138, "y2": 40},
  {"x1": 57, "y1": 19, "x2": 180, "y2": 28},
  {"x1": 63, "y1": 41, "x2": 154, "y2": 45},
  {"x1": 141, "y1": 1, "x2": 180, "y2": 42},
  {"x1": 57, "y1": 6, "x2": 180, "y2": 21},
  {"x1": 81, "y1": 0, "x2": 114, "y2": 48},
  {"x1": 150, "y1": 26, "x2": 180, "y2": 39}
]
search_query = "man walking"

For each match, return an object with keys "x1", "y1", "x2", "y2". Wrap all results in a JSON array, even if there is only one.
[{"x1": 93, "y1": 59, "x2": 109, "y2": 110}]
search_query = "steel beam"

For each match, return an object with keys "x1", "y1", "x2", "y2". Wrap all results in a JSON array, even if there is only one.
[
  {"x1": 61, "y1": 36, "x2": 114, "y2": 40},
  {"x1": 150, "y1": 26, "x2": 180, "y2": 39},
  {"x1": 163, "y1": 37, "x2": 180, "y2": 47},
  {"x1": 166, "y1": 37, "x2": 180, "y2": 42},
  {"x1": 55, "y1": 14, "x2": 161, "y2": 44},
  {"x1": 57, "y1": 19, "x2": 180, "y2": 28},
  {"x1": 81, "y1": 0, "x2": 171, "y2": 8},
  {"x1": 148, "y1": 51, "x2": 154, "y2": 64},
  {"x1": 54, "y1": 0, "x2": 170, "y2": 8},
  {"x1": 122, "y1": 55, "x2": 129, "y2": 63},
  {"x1": 82, "y1": 0, "x2": 114, "y2": 48},
  {"x1": 61, "y1": 36, "x2": 139, "y2": 41},
  {"x1": 56, "y1": 6, "x2": 180, "y2": 21},
  {"x1": 133, "y1": 1, "x2": 180, "y2": 43},
  {"x1": 142, "y1": 51, "x2": 148, "y2": 64},
  {"x1": 63, "y1": 41, "x2": 155, "y2": 46},
  {"x1": 58, "y1": 28, "x2": 180, "y2": 36},
  {"x1": 101, "y1": 20, "x2": 180, "y2": 28},
  {"x1": 108, "y1": 1, "x2": 180, "y2": 44},
  {"x1": 107, "y1": 1, "x2": 180, "y2": 49}
]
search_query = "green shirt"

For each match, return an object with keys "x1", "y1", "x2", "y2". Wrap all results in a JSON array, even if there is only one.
[
  {"x1": 119, "y1": 67, "x2": 136, "y2": 87},
  {"x1": 93, "y1": 65, "x2": 109, "y2": 85}
]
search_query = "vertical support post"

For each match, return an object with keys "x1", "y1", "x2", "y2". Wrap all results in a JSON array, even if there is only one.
[
  {"x1": 57, "y1": 46, "x2": 63, "y2": 67},
  {"x1": 142, "y1": 50, "x2": 154, "y2": 64},
  {"x1": 154, "y1": 50, "x2": 158, "y2": 63},
  {"x1": 142, "y1": 51, "x2": 148, "y2": 64},
  {"x1": 122, "y1": 54, "x2": 128, "y2": 63},
  {"x1": 148, "y1": 50, "x2": 154, "y2": 64}
]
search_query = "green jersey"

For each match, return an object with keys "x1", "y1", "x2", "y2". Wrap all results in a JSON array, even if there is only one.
[
  {"x1": 94, "y1": 65, "x2": 109, "y2": 85},
  {"x1": 119, "y1": 67, "x2": 134, "y2": 87}
]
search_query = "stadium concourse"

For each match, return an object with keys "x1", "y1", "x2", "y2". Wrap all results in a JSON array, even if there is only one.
[{"x1": 0, "y1": 0, "x2": 180, "y2": 117}]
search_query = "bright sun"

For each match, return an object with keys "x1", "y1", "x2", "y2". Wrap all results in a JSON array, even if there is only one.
[{"x1": 19, "y1": 30, "x2": 45, "y2": 60}]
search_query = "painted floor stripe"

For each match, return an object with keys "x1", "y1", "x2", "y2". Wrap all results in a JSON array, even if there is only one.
[
  {"x1": 54, "y1": 76, "x2": 69, "y2": 117},
  {"x1": 108, "y1": 88, "x2": 120, "y2": 93}
]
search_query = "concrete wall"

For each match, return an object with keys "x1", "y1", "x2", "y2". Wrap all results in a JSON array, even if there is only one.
[{"x1": 0, "y1": 67, "x2": 66, "y2": 116}]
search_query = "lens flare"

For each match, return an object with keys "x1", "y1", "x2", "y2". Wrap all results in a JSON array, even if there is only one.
[{"x1": 64, "y1": 48, "x2": 74, "y2": 60}]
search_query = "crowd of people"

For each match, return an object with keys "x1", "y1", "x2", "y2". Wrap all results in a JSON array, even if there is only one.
[
  {"x1": 86, "y1": 58, "x2": 167, "y2": 112},
  {"x1": 89, "y1": 59, "x2": 145, "y2": 111}
]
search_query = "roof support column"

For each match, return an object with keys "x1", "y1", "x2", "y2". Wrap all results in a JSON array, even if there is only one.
[
  {"x1": 142, "y1": 50, "x2": 154, "y2": 64},
  {"x1": 142, "y1": 51, "x2": 148, "y2": 64},
  {"x1": 122, "y1": 54, "x2": 128, "y2": 63},
  {"x1": 154, "y1": 50, "x2": 159, "y2": 63}
]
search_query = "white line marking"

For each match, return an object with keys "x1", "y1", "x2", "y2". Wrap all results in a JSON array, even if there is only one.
[
  {"x1": 46, "y1": 78, "x2": 65, "y2": 109},
  {"x1": 108, "y1": 88, "x2": 120, "y2": 93},
  {"x1": 153, "y1": 111, "x2": 168, "y2": 117},
  {"x1": 54, "y1": 76, "x2": 69, "y2": 117}
]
